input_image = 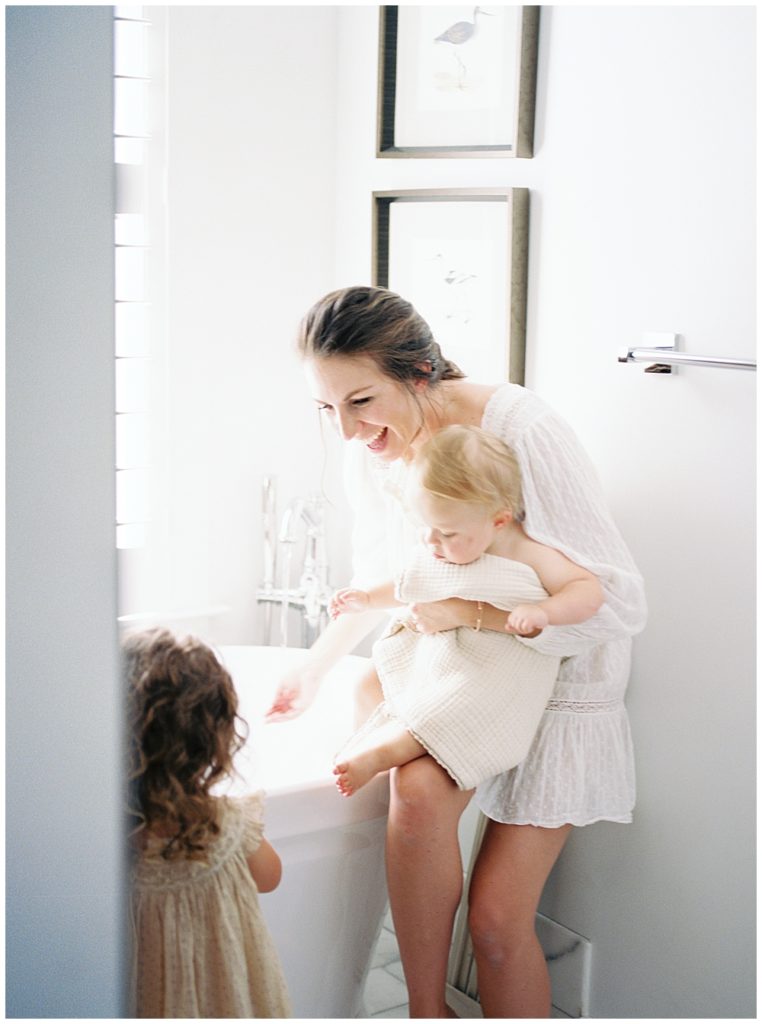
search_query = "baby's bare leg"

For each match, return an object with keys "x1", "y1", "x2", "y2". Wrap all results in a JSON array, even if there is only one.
[{"x1": 334, "y1": 721, "x2": 425, "y2": 797}]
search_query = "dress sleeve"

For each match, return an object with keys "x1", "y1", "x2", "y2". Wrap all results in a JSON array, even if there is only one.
[
  {"x1": 488, "y1": 390, "x2": 648, "y2": 654},
  {"x1": 235, "y1": 791, "x2": 266, "y2": 856}
]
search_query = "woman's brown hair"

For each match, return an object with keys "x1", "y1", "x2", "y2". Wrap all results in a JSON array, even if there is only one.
[
  {"x1": 298, "y1": 285, "x2": 465, "y2": 390},
  {"x1": 124, "y1": 628, "x2": 247, "y2": 860}
]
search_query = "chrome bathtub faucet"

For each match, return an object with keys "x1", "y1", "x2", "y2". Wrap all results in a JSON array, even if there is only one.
[{"x1": 256, "y1": 481, "x2": 332, "y2": 648}]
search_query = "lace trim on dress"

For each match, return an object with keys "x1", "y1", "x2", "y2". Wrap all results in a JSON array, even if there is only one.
[
  {"x1": 545, "y1": 698, "x2": 623, "y2": 714},
  {"x1": 133, "y1": 795, "x2": 265, "y2": 891}
]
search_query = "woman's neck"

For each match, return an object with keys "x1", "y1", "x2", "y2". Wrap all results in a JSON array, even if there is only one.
[
  {"x1": 412, "y1": 379, "x2": 500, "y2": 457},
  {"x1": 437, "y1": 379, "x2": 500, "y2": 429}
]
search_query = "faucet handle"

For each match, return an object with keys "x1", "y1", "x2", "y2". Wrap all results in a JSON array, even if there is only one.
[
  {"x1": 278, "y1": 497, "x2": 305, "y2": 543},
  {"x1": 302, "y1": 494, "x2": 325, "y2": 532}
]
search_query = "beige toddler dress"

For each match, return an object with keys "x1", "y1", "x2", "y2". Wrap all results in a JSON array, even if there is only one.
[
  {"x1": 353, "y1": 547, "x2": 562, "y2": 791},
  {"x1": 130, "y1": 791, "x2": 291, "y2": 1018}
]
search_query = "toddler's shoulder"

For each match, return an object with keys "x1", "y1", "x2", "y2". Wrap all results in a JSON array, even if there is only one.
[{"x1": 223, "y1": 791, "x2": 267, "y2": 855}]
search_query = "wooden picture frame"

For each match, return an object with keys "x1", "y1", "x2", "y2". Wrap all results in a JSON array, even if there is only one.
[
  {"x1": 377, "y1": 6, "x2": 540, "y2": 158},
  {"x1": 373, "y1": 188, "x2": 530, "y2": 384}
]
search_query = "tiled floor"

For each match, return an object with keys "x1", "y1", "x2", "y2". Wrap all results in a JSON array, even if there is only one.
[
  {"x1": 361, "y1": 909, "x2": 573, "y2": 1019},
  {"x1": 362, "y1": 908, "x2": 409, "y2": 1018}
]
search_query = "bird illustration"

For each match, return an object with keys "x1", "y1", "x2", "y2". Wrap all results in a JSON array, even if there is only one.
[
  {"x1": 433, "y1": 7, "x2": 493, "y2": 87},
  {"x1": 428, "y1": 253, "x2": 477, "y2": 323},
  {"x1": 434, "y1": 6, "x2": 492, "y2": 47}
]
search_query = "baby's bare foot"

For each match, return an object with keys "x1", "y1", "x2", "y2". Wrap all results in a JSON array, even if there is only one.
[
  {"x1": 333, "y1": 762, "x2": 354, "y2": 797},
  {"x1": 332, "y1": 750, "x2": 385, "y2": 797}
]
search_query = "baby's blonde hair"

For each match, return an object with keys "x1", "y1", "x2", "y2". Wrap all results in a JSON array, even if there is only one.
[{"x1": 415, "y1": 425, "x2": 525, "y2": 522}]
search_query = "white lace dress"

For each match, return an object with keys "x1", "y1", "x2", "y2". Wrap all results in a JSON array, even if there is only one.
[{"x1": 343, "y1": 383, "x2": 647, "y2": 828}]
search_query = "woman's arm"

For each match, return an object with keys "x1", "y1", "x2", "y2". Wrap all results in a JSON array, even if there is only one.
[
  {"x1": 511, "y1": 406, "x2": 647, "y2": 636},
  {"x1": 265, "y1": 608, "x2": 387, "y2": 720},
  {"x1": 309, "y1": 604, "x2": 388, "y2": 665},
  {"x1": 406, "y1": 597, "x2": 532, "y2": 635},
  {"x1": 267, "y1": 444, "x2": 393, "y2": 720}
]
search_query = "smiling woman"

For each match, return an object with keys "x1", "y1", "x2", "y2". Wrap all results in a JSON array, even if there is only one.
[
  {"x1": 306, "y1": 354, "x2": 427, "y2": 458},
  {"x1": 300, "y1": 285, "x2": 467, "y2": 461},
  {"x1": 268, "y1": 283, "x2": 647, "y2": 1017}
]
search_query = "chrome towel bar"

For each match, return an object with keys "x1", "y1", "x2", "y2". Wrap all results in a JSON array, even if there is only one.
[{"x1": 619, "y1": 347, "x2": 756, "y2": 372}]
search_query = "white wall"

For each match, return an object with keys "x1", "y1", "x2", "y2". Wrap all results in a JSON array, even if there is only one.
[
  {"x1": 331, "y1": 4, "x2": 756, "y2": 1018},
  {"x1": 149, "y1": 6, "x2": 350, "y2": 643},
  {"x1": 6, "y1": 7, "x2": 125, "y2": 1017},
  {"x1": 529, "y1": 8, "x2": 756, "y2": 1018}
]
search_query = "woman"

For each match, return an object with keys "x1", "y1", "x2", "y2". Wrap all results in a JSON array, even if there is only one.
[{"x1": 267, "y1": 286, "x2": 647, "y2": 1018}]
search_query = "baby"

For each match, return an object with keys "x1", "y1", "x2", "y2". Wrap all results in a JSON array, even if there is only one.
[{"x1": 331, "y1": 425, "x2": 604, "y2": 796}]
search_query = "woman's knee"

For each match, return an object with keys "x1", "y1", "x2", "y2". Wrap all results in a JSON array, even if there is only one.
[
  {"x1": 467, "y1": 822, "x2": 572, "y2": 975},
  {"x1": 467, "y1": 895, "x2": 531, "y2": 967},
  {"x1": 389, "y1": 758, "x2": 467, "y2": 831}
]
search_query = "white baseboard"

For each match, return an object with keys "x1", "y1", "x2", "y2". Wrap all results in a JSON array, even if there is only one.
[{"x1": 445, "y1": 984, "x2": 483, "y2": 1018}]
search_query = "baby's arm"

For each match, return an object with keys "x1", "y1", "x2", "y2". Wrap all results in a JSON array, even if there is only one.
[
  {"x1": 330, "y1": 579, "x2": 401, "y2": 619},
  {"x1": 507, "y1": 540, "x2": 604, "y2": 636},
  {"x1": 246, "y1": 837, "x2": 282, "y2": 893}
]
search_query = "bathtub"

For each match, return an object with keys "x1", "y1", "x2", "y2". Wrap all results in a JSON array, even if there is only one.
[{"x1": 218, "y1": 645, "x2": 390, "y2": 1018}]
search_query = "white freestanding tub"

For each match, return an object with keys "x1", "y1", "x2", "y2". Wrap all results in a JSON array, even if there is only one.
[{"x1": 218, "y1": 645, "x2": 390, "y2": 1019}]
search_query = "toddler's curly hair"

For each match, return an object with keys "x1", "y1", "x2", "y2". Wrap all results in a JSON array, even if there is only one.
[{"x1": 124, "y1": 628, "x2": 247, "y2": 860}]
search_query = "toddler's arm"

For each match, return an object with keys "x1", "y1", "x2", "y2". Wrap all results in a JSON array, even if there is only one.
[
  {"x1": 246, "y1": 837, "x2": 282, "y2": 893},
  {"x1": 330, "y1": 579, "x2": 400, "y2": 619}
]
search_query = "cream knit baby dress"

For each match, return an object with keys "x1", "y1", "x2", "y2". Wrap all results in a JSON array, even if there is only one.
[
  {"x1": 355, "y1": 547, "x2": 561, "y2": 790},
  {"x1": 130, "y1": 791, "x2": 291, "y2": 1018}
]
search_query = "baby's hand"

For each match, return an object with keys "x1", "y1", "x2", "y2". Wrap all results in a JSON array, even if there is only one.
[
  {"x1": 329, "y1": 588, "x2": 370, "y2": 619},
  {"x1": 506, "y1": 604, "x2": 549, "y2": 636}
]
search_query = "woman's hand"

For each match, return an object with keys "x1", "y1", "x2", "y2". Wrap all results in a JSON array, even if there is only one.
[
  {"x1": 265, "y1": 664, "x2": 323, "y2": 722},
  {"x1": 266, "y1": 610, "x2": 387, "y2": 721},
  {"x1": 405, "y1": 597, "x2": 473, "y2": 634}
]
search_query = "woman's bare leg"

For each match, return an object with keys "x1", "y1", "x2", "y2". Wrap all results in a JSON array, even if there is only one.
[
  {"x1": 386, "y1": 757, "x2": 473, "y2": 1018},
  {"x1": 467, "y1": 821, "x2": 572, "y2": 1018}
]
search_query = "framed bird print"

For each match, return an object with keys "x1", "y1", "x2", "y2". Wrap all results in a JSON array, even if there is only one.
[
  {"x1": 377, "y1": 6, "x2": 540, "y2": 157},
  {"x1": 372, "y1": 188, "x2": 530, "y2": 384}
]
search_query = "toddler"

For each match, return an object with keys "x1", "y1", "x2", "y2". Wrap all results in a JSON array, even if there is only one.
[
  {"x1": 331, "y1": 425, "x2": 604, "y2": 796},
  {"x1": 125, "y1": 627, "x2": 291, "y2": 1018}
]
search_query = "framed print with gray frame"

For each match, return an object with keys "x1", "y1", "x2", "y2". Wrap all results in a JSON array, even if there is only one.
[
  {"x1": 377, "y1": 6, "x2": 539, "y2": 158},
  {"x1": 373, "y1": 188, "x2": 529, "y2": 384}
]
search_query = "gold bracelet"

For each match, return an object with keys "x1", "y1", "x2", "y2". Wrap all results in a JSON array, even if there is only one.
[{"x1": 474, "y1": 601, "x2": 483, "y2": 632}]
